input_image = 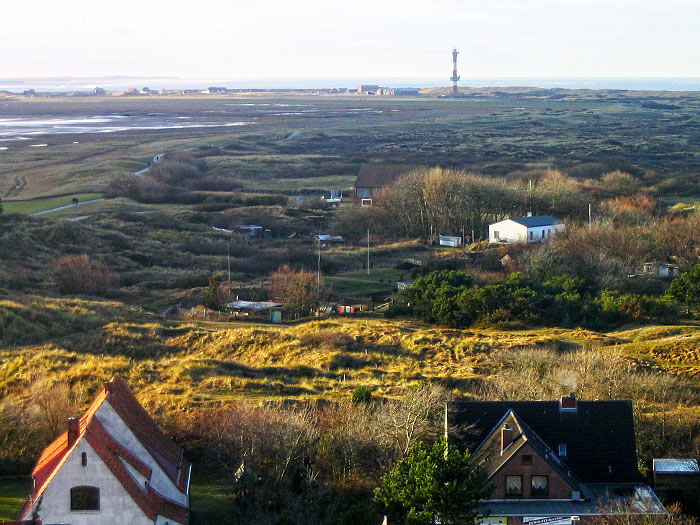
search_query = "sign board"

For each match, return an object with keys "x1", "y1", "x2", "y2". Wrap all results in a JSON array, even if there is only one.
[
  {"x1": 478, "y1": 517, "x2": 507, "y2": 525},
  {"x1": 524, "y1": 517, "x2": 572, "y2": 525}
]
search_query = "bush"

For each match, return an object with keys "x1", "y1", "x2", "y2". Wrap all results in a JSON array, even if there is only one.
[
  {"x1": 351, "y1": 387, "x2": 373, "y2": 405},
  {"x1": 52, "y1": 255, "x2": 112, "y2": 295}
]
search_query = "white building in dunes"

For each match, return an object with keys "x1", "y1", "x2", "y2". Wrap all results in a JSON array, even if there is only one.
[{"x1": 489, "y1": 215, "x2": 564, "y2": 244}]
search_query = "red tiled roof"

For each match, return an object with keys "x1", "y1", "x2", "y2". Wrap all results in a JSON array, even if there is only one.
[
  {"x1": 20, "y1": 375, "x2": 189, "y2": 523},
  {"x1": 86, "y1": 418, "x2": 188, "y2": 524},
  {"x1": 106, "y1": 375, "x2": 190, "y2": 492}
]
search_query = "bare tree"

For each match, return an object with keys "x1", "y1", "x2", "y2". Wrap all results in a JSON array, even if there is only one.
[
  {"x1": 29, "y1": 377, "x2": 85, "y2": 437},
  {"x1": 378, "y1": 383, "x2": 451, "y2": 457},
  {"x1": 269, "y1": 264, "x2": 327, "y2": 319},
  {"x1": 52, "y1": 254, "x2": 112, "y2": 295}
]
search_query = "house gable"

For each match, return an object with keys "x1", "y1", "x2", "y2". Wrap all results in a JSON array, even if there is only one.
[
  {"x1": 450, "y1": 399, "x2": 640, "y2": 484},
  {"x1": 488, "y1": 442, "x2": 576, "y2": 500},
  {"x1": 19, "y1": 375, "x2": 189, "y2": 525},
  {"x1": 472, "y1": 410, "x2": 582, "y2": 500},
  {"x1": 24, "y1": 439, "x2": 153, "y2": 525}
]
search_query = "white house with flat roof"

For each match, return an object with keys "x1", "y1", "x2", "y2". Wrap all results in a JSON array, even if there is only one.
[{"x1": 489, "y1": 215, "x2": 564, "y2": 244}]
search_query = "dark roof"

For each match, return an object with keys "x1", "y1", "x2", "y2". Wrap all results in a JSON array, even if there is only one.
[
  {"x1": 449, "y1": 400, "x2": 639, "y2": 483},
  {"x1": 509, "y1": 215, "x2": 561, "y2": 227},
  {"x1": 355, "y1": 164, "x2": 422, "y2": 189}
]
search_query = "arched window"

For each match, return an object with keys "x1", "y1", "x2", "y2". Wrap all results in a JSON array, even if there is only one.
[{"x1": 70, "y1": 486, "x2": 100, "y2": 510}]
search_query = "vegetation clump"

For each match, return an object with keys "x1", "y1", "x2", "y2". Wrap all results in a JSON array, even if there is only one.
[
  {"x1": 396, "y1": 270, "x2": 676, "y2": 330},
  {"x1": 52, "y1": 254, "x2": 113, "y2": 296}
]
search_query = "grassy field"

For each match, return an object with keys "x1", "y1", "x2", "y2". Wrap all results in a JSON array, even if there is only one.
[
  {"x1": 324, "y1": 268, "x2": 405, "y2": 300},
  {"x1": 2, "y1": 193, "x2": 103, "y2": 214},
  {"x1": 2, "y1": 90, "x2": 700, "y2": 201},
  {"x1": 189, "y1": 474, "x2": 237, "y2": 524},
  {"x1": 0, "y1": 477, "x2": 31, "y2": 521}
]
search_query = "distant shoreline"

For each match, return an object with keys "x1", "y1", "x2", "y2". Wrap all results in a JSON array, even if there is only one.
[{"x1": 2, "y1": 77, "x2": 700, "y2": 93}]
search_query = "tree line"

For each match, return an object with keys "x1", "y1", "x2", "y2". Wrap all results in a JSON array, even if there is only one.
[{"x1": 390, "y1": 269, "x2": 679, "y2": 330}]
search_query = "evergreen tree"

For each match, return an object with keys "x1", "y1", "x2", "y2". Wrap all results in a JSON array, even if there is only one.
[
  {"x1": 667, "y1": 263, "x2": 700, "y2": 314},
  {"x1": 374, "y1": 438, "x2": 492, "y2": 525}
]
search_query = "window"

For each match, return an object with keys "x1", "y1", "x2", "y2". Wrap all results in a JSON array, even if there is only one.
[
  {"x1": 505, "y1": 475, "x2": 522, "y2": 497},
  {"x1": 531, "y1": 476, "x2": 548, "y2": 497},
  {"x1": 494, "y1": 231, "x2": 500, "y2": 239},
  {"x1": 522, "y1": 454, "x2": 533, "y2": 465},
  {"x1": 81, "y1": 452, "x2": 87, "y2": 466},
  {"x1": 356, "y1": 188, "x2": 371, "y2": 199},
  {"x1": 529, "y1": 231, "x2": 533, "y2": 241},
  {"x1": 558, "y1": 443, "x2": 567, "y2": 457},
  {"x1": 542, "y1": 229, "x2": 546, "y2": 238},
  {"x1": 70, "y1": 486, "x2": 100, "y2": 511}
]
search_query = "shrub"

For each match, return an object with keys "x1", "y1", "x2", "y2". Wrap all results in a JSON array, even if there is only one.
[
  {"x1": 52, "y1": 255, "x2": 112, "y2": 295},
  {"x1": 351, "y1": 387, "x2": 373, "y2": 405}
]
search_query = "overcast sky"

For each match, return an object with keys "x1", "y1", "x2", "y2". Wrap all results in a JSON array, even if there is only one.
[{"x1": 2, "y1": 0, "x2": 699, "y2": 79}]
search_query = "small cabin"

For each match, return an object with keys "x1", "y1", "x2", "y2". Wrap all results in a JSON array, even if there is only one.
[
  {"x1": 439, "y1": 235, "x2": 462, "y2": 247},
  {"x1": 354, "y1": 164, "x2": 421, "y2": 206}
]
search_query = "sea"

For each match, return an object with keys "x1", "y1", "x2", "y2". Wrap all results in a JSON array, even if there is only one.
[{"x1": 1, "y1": 77, "x2": 700, "y2": 93}]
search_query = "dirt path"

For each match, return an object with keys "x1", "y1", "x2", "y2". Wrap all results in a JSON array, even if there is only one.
[
  {"x1": 30, "y1": 199, "x2": 103, "y2": 217},
  {"x1": 4, "y1": 175, "x2": 26, "y2": 198},
  {"x1": 134, "y1": 153, "x2": 165, "y2": 175},
  {"x1": 282, "y1": 130, "x2": 300, "y2": 141}
]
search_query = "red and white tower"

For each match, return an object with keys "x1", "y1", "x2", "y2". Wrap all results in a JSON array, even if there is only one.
[{"x1": 450, "y1": 48, "x2": 460, "y2": 95}]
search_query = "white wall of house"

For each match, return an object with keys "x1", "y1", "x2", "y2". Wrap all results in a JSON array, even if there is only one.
[
  {"x1": 489, "y1": 219, "x2": 527, "y2": 243},
  {"x1": 489, "y1": 220, "x2": 564, "y2": 244},
  {"x1": 95, "y1": 401, "x2": 187, "y2": 506},
  {"x1": 28, "y1": 440, "x2": 155, "y2": 525}
]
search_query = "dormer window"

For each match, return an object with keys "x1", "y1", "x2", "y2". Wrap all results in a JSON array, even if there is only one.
[{"x1": 558, "y1": 444, "x2": 567, "y2": 457}]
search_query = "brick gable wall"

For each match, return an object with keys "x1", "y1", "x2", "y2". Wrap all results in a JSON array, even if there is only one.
[{"x1": 490, "y1": 443, "x2": 574, "y2": 500}]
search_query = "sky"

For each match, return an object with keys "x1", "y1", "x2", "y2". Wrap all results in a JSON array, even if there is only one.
[{"x1": 2, "y1": 0, "x2": 699, "y2": 79}]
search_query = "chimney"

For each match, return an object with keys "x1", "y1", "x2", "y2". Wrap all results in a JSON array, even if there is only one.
[
  {"x1": 560, "y1": 393, "x2": 577, "y2": 412},
  {"x1": 527, "y1": 211, "x2": 533, "y2": 217},
  {"x1": 67, "y1": 417, "x2": 80, "y2": 447},
  {"x1": 104, "y1": 380, "x2": 112, "y2": 395},
  {"x1": 501, "y1": 424, "x2": 514, "y2": 452}
]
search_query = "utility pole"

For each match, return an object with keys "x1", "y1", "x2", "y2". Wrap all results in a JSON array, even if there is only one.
[
  {"x1": 227, "y1": 238, "x2": 231, "y2": 286},
  {"x1": 367, "y1": 228, "x2": 371, "y2": 276},
  {"x1": 317, "y1": 236, "x2": 321, "y2": 293},
  {"x1": 588, "y1": 203, "x2": 592, "y2": 229}
]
